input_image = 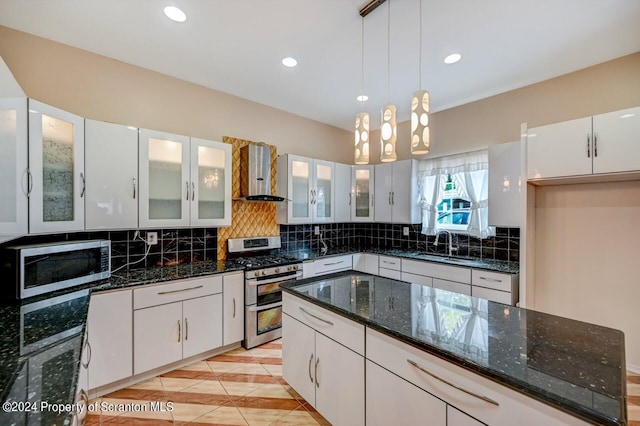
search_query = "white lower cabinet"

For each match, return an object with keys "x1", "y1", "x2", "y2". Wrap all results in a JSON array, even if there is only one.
[
  {"x1": 223, "y1": 272, "x2": 244, "y2": 345},
  {"x1": 433, "y1": 278, "x2": 471, "y2": 296},
  {"x1": 282, "y1": 295, "x2": 365, "y2": 426},
  {"x1": 311, "y1": 254, "x2": 353, "y2": 277},
  {"x1": 133, "y1": 276, "x2": 224, "y2": 375},
  {"x1": 353, "y1": 253, "x2": 379, "y2": 275},
  {"x1": 366, "y1": 360, "x2": 446, "y2": 426},
  {"x1": 448, "y1": 406, "x2": 485, "y2": 426},
  {"x1": 87, "y1": 289, "x2": 133, "y2": 390}
]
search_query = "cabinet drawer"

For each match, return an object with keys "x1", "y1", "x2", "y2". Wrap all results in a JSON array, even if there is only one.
[
  {"x1": 402, "y1": 259, "x2": 471, "y2": 283},
  {"x1": 400, "y1": 272, "x2": 433, "y2": 287},
  {"x1": 378, "y1": 256, "x2": 401, "y2": 271},
  {"x1": 379, "y1": 268, "x2": 401, "y2": 280},
  {"x1": 366, "y1": 328, "x2": 588, "y2": 426},
  {"x1": 283, "y1": 292, "x2": 364, "y2": 355},
  {"x1": 472, "y1": 286, "x2": 514, "y2": 305},
  {"x1": 134, "y1": 275, "x2": 223, "y2": 310},
  {"x1": 313, "y1": 255, "x2": 353, "y2": 276},
  {"x1": 471, "y1": 270, "x2": 514, "y2": 292},
  {"x1": 433, "y1": 278, "x2": 470, "y2": 296}
]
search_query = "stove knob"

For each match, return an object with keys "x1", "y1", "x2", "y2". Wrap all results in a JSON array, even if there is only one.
[
  {"x1": 275, "y1": 268, "x2": 280, "y2": 274},
  {"x1": 261, "y1": 271, "x2": 267, "y2": 276},
  {"x1": 287, "y1": 266, "x2": 292, "y2": 271},
  {"x1": 253, "y1": 271, "x2": 259, "y2": 278}
]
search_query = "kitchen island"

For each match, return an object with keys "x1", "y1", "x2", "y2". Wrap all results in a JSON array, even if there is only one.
[{"x1": 281, "y1": 271, "x2": 627, "y2": 426}]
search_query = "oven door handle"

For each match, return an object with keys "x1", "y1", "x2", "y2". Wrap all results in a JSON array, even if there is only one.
[
  {"x1": 248, "y1": 301, "x2": 282, "y2": 312},
  {"x1": 246, "y1": 274, "x2": 301, "y2": 286}
]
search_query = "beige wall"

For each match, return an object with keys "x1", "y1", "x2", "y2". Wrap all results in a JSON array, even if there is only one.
[
  {"x1": 0, "y1": 26, "x2": 354, "y2": 163},
  {"x1": 370, "y1": 52, "x2": 640, "y2": 161},
  {"x1": 534, "y1": 181, "x2": 640, "y2": 371}
]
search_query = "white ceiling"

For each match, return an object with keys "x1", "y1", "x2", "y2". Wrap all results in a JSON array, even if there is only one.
[{"x1": 1, "y1": 0, "x2": 639, "y2": 131}]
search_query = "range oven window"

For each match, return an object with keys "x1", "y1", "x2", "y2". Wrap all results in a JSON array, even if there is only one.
[
  {"x1": 256, "y1": 305, "x2": 282, "y2": 335},
  {"x1": 24, "y1": 248, "x2": 103, "y2": 289},
  {"x1": 257, "y1": 282, "x2": 283, "y2": 305}
]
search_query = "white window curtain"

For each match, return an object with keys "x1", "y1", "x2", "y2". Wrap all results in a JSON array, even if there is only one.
[{"x1": 418, "y1": 150, "x2": 495, "y2": 238}]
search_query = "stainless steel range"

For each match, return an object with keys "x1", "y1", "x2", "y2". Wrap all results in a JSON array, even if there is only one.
[{"x1": 227, "y1": 236, "x2": 302, "y2": 349}]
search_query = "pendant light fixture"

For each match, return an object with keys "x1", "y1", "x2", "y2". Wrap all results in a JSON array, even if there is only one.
[
  {"x1": 380, "y1": 0, "x2": 397, "y2": 163},
  {"x1": 355, "y1": 16, "x2": 370, "y2": 165},
  {"x1": 411, "y1": 0, "x2": 430, "y2": 155}
]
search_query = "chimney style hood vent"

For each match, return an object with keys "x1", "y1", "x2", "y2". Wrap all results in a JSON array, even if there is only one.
[{"x1": 235, "y1": 142, "x2": 286, "y2": 202}]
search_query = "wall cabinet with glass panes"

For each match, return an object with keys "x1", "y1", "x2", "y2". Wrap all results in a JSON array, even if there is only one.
[
  {"x1": 28, "y1": 100, "x2": 85, "y2": 233},
  {"x1": 0, "y1": 97, "x2": 28, "y2": 235},
  {"x1": 351, "y1": 165, "x2": 375, "y2": 222},
  {"x1": 139, "y1": 130, "x2": 231, "y2": 228},
  {"x1": 276, "y1": 154, "x2": 335, "y2": 224}
]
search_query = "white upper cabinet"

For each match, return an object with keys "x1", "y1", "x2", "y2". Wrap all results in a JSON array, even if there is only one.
[
  {"x1": 374, "y1": 159, "x2": 420, "y2": 223},
  {"x1": 591, "y1": 106, "x2": 640, "y2": 174},
  {"x1": 334, "y1": 162, "x2": 352, "y2": 223},
  {"x1": 277, "y1": 154, "x2": 335, "y2": 224},
  {"x1": 139, "y1": 129, "x2": 190, "y2": 228},
  {"x1": 139, "y1": 130, "x2": 231, "y2": 228},
  {"x1": 190, "y1": 138, "x2": 232, "y2": 227},
  {"x1": 0, "y1": 97, "x2": 28, "y2": 235},
  {"x1": 352, "y1": 165, "x2": 374, "y2": 222},
  {"x1": 527, "y1": 106, "x2": 640, "y2": 180},
  {"x1": 489, "y1": 141, "x2": 521, "y2": 227},
  {"x1": 85, "y1": 120, "x2": 139, "y2": 230},
  {"x1": 28, "y1": 99, "x2": 85, "y2": 233}
]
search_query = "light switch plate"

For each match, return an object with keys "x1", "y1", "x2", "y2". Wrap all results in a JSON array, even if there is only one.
[
  {"x1": 403, "y1": 227, "x2": 409, "y2": 236},
  {"x1": 314, "y1": 226, "x2": 320, "y2": 235}
]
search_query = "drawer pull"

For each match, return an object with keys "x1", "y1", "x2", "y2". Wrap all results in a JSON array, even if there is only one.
[
  {"x1": 407, "y1": 359, "x2": 499, "y2": 406},
  {"x1": 323, "y1": 260, "x2": 344, "y2": 266},
  {"x1": 381, "y1": 260, "x2": 396, "y2": 265},
  {"x1": 479, "y1": 276, "x2": 502, "y2": 283},
  {"x1": 158, "y1": 285, "x2": 204, "y2": 295},
  {"x1": 299, "y1": 307, "x2": 334, "y2": 326},
  {"x1": 308, "y1": 353, "x2": 314, "y2": 384}
]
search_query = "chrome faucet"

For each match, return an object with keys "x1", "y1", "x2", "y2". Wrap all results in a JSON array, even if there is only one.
[{"x1": 433, "y1": 230, "x2": 457, "y2": 257}]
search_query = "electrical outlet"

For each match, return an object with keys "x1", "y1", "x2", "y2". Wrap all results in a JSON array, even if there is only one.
[
  {"x1": 146, "y1": 232, "x2": 158, "y2": 245},
  {"x1": 403, "y1": 227, "x2": 409, "y2": 236},
  {"x1": 314, "y1": 226, "x2": 320, "y2": 235}
]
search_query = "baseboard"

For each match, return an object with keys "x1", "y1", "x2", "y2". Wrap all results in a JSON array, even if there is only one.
[
  {"x1": 88, "y1": 341, "x2": 242, "y2": 399},
  {"x1": 627, "y1": 363, "x2": 640, "y2": 375}
]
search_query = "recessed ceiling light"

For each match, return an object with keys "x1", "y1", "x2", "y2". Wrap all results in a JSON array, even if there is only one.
[
  {"x1": 282, "y1": 57, "x2": 298, "y2": 68},
  {"x1": 357, "y1": 95, "x2": 369, "y2": 102},
  {"x1": 620, "y1": 113, "x2": 635, "y2": 119},
  {"x1": 164, "y1": 6, "x2": 186, "y2": 23},
  {"x1": 444, "y1": 53, "x2": 462, "y2": 64}
]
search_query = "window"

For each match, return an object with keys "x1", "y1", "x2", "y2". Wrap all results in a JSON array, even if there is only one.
[
  {"x1": 418, "y1": 150, "x2": 494, "y2": 238},
  {"x1": 436, "y1": 174, "x2": 471, "y2": 232}
]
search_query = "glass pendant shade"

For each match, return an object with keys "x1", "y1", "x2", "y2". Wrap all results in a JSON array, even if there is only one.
[
  {"x1": 411, "y1": 90, "x2": 430, "y2": 154},
  {"x1": 380, "y1": 104, "x2": 397, "y2": 162},
  {"x1": 354, "y1": 112, "x2": 370, "y2": 164}
]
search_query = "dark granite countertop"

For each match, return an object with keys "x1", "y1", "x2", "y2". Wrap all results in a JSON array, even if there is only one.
[
  {"x1": 281, "y1": 272, "x2": 626, "y2": 426},
  {"x1": 287, "y1": 247, "x2": 520, "y2": 274}
]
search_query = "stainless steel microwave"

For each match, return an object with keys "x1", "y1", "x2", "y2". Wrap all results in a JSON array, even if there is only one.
[{"x1": 1, "y1": 240, "x2": 111, "y2": 299}]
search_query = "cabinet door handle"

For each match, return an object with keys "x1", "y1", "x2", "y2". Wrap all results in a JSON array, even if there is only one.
[
  {"x1": 388, "y1": 191, "x2": 392, "y2": 205},
  {"x1": 587, "y1": 134, "x2": 591, "y2": 158},
  {"x1": 186, "y1": 181, "x2": 190, "y2": 200},
  {"x1": 177, "y1": 320, "x2": 181, "y2": 343},
  {"x1": 594, "y1": 133, "x2": 598, "y2": 157},
  {"x1": 407, "y1": 359, "x2": 499, "y2": 406},
  {"x1": 299, "y1": 307, "x2": 334, "y2": 326},
  {"x1": 132, "y1": 177, "x2": 136, "y2": 199},
  {"x1": 191, "y1": 182, "x2": 195, "y2": 201},
  {"x1": 371, "y1": 193, "x2": 374, "y2": 207},
  {"x1": 315, "y1": 357, "x2": 320, "y2": 388},
  {"x1": 392, "y1": 191, "x2": 395, "y2": 205},
  {"x1": 349, "y1": 193, "x2": 352, "y2": 206},
  {"x1": 82, "y1": 339, "x2": 91, "y2": 369},
  {"x1": 157, "y1": 285, "x2": 204, "y2": 295},
  {"x1": 232, "y1": 298, "x2": 236, "y2": 318},
  {"x1": 185, "y1": 317, "x2": 189, "y2": 341},
  {"x1": 479, "y1": 276, "x2": 502, "y2": 283},
  {"x1": 80, "y1": 172, "x2": 86, "y2": 198},
  {"x1": 308, "y1": 353, "x2": 314, "y2": 384}
]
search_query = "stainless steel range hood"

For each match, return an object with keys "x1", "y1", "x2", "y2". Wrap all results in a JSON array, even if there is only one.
[{"x1": 235, "y1": 142, "x2": 286, "y2": 202}]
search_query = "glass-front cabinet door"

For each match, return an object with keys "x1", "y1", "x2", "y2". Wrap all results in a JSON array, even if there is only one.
[
  {"x1": 0, "y1": 98, "x2": 28, "y2": 235},
  {"x1": 313, "y1": 160, "x2": 334, "y2": 223},
  {"x1": 138, "y1": 129, "x2": 190, "y2": 228},
  {"x1": 278, "y1": 155, "x2": 312, "y2": 224},
  {"x1": 352, "y1": 165, "x2": 374, "y2": 222},
  {"x1": 28, "y1": 99, "x2": 85, "y2": 233},
  {"x1": 190, "y1": 138, "x2": 231, "y2": 227}
]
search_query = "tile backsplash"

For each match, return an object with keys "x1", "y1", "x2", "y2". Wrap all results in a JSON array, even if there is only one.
[{"x1": 280, "y1": 223, "x2": 519, "y2": 263}]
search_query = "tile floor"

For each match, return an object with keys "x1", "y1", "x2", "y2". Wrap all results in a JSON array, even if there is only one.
[
  {"x1": 86, "y1": 339, "x2": 329, "y2": 425},
  {"x1": 86, "y1": 339, "x2": 640, "y2": 425}
]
